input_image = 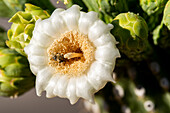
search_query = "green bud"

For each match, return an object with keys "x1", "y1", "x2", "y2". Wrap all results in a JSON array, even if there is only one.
[
  {"x1": 163, "y1": 0, "x2": 170, "y2": 30},
  {"x1": 0, "y1": 48, "x2": 35, "y2": 97},
  {"x1": 140, "y1": 0, "x2": 168, "y2": 15},
  {"x1": 111, "y1": 12, "x2": 152, "y2": 61},
  {"x1": 7, "y1": 3, "x2": 50, "y2": 56}
]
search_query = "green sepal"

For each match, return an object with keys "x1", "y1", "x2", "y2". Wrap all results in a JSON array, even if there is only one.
[
  {"x1": 8, "y1": 11, "x2": 34, "y2": 24},
  {"x1": 25, "y1": 3, "x2": 50, "y2": 20}
]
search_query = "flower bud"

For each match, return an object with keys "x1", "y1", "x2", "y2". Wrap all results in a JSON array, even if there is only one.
[
  {"x1": 7, "y1": 4, "x2": 50, "y2": 56},
  {"x1": 0, "y1": 48, "x2": 35, "y2": 97},
  {"x1": 112, "y1": 12, "x2": 152, "y2": 61}
]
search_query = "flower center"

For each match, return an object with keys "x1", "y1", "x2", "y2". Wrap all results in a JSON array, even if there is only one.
[{"x1": 47, "y1": 30, "x2": 95, "y2": 77}]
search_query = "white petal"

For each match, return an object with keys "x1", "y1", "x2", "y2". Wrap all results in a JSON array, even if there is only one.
[
  {"x1": 93, "y1": 33, "x2": 117, "y2": 47},
  {"x1": 45, "y1": 75, "x2": 60, "y2": 98},
  {"x1": 78, "y1": 11, "x2": 98, "y2": 35},
  {"x1": 76, "y1": 76, "x2": 95, "y2": 103},
  {"x1": 30, "y1": 65, "x2": 45, "y2": 75},
  {"x1": 87, "y1": 61, "x2": 115, "y2": 90},
  {"x1": 51, "y1": 10, "x2": 68, "y2": 35},
  {"x1": 24, "y1": 38, "x2": 39, "y2": 55},
  {"x1": 35, "y1": 18, "x2": 59, "y2": 37},
  {"x1": 88, "y1": 20, "x2": 113, "y2": 42},
  {"x1": 66, "y1": 77, "x2": 78, "y2": 104},
  {"x1": 28, "y1": 55, "x2": 48, "y2": 66},
  {"x1": 34, "y1": 19, "x2": 41, "y2": 30},
  {"x1": 95, "y1": 42, "x2": 120, "y2": 65},
  {"x1": 24, "y1": 44, "x2": 47, "y2": 56},
  {"x1": 36, "y1": 67, "x2": 55, "y2": 96},
  {"x1": 28, "y1": 37, "x2": 36, "y2": 45},
  {"x1": 33, "y1": 30, "x2": 54, "y2": 47},
  {"x1": 53, "y1": 75, "x2": 69, "y2": 98},
  {"x1": 60, "y1": 5, "x2": 81, "y2": 30},
  {"x1": 51, "y1": 8, "x2": 65, "y2": 17}
]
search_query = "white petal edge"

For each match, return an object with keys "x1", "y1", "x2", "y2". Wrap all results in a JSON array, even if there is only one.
[
  {"x1": 78, "y1": 11, "x2": 98, "y2": 35},
  {"x1": 53, "y1": 75, "x2": 69, "y2": 98},
  {"x1": 30, "y1": 65, "x2": 46, "y2": 75},
  {"x1": 93, "y1": 33, "x2": 118, "y2": 47},
  {"x1": 60, "y1": 5, "x2": 81, "y2": 30},
  {"x1": 36, "y1": 67, "x2": 55, "y2": 96},
  {"x1": 95, "y1": 42, "x2": 120, "y2": 65},
  {"x1": 50, "y1": 8, "x2": 68, "y2": 35},
  {"x1": 87, "y1": 61, "x2": 115, "y2": 90},
  {"x1": 32, "y1": 30, "x2": 54, "y2": 48},
  {"x1": 28, "y1": 55, "x2": 48, "y2": 66},
  {"x1": 66, "y1": 77, "x2": 79, "y2": 104},
  {"x1": 24, "y1": 44, "x2": 47, "y2": 56},
  {"x1": 24, "y1": 38, "x2": 38, "y2": 55},
  {"x1": 45, "y1": 74, "x2": 60, "y2": 98},
  {"x1": 76, "y1": 75, "x2": 95, "y2": 103},
  {"x1": 88, "y1": 20, "x2": 113, "y2": 42},
  {"x1": 34, "y1": 18, "x2": 60, "y2": 37}
]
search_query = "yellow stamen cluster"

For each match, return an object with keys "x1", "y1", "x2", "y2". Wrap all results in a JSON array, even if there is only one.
[{"x1": 47, "y1": 30, "x2": 95, "y2": 77}]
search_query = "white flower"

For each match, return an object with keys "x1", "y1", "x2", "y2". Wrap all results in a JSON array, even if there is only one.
[{"x1": 24, "y1": 5, "x2": 120, "y2": 104}]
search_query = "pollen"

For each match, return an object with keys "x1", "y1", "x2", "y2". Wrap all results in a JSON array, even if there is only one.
[{"x1": 47, "y1": 30, "x2": 95, "y2": 77}]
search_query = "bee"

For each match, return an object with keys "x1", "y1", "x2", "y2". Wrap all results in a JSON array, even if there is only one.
[{"x1": 52, "y1": 53, "x2": 66, "y2": 63}]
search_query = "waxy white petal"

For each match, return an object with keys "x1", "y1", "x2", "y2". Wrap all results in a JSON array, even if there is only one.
[
  {"x1": 50, "y1": 9, "x2": 68, "y2": 36},
  {"x1": 87, "y1": 61, "x2": 115, "y2": 90},
  {"x1": 60, "y1": 5, "x2": 81, "y2": 30},
  {"x1": 66, "y1": 77, "x2": 79, "y2": 104},
  {"x1": 36, "y1": 67, "x2": 55, "y2": 96},
  {"x1": 78, "y1": 11, "x2": 98, "y2": 35},
  {"x1": 53, "y1": 75, "x2": 69, "y2": 98},
  {"x1": 24, "y1": 44, "x2": 47, "y2": 56},
  {"x1": 93, "y1": 33, "x2": 117, "y2": 47},
  {"x1": 45, "y1": 75, "x2": 60, "y2": 98},
  {"x1": 28, "y1": 55, "x2": 48, "y2": 66},
  {"x1": 30, "y1": 65, "x2": 46, "y2": 75},
  {"x1": 32, "y1": 30, "x2": 54, "y2": 47},
  {"x1": 34, "y1": 18, "x2": 59, "y2": 37},
  {"x1": 88, "y1": 20, "x2": 113, "y2": 42},
  {"x1": 95, "y1": 42, "x2": 120, "y2": 65},
  {"x1": 76, "y1": 76, "x2": 95, "y2": 103}
]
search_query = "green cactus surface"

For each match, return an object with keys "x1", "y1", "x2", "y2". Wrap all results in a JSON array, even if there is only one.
[
  {"x1": 0, "y1": 48, "x2": 35, "y2": 97},
  {"x1": 140, "y1": 0, "x2": 168, "y2": 15}
]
